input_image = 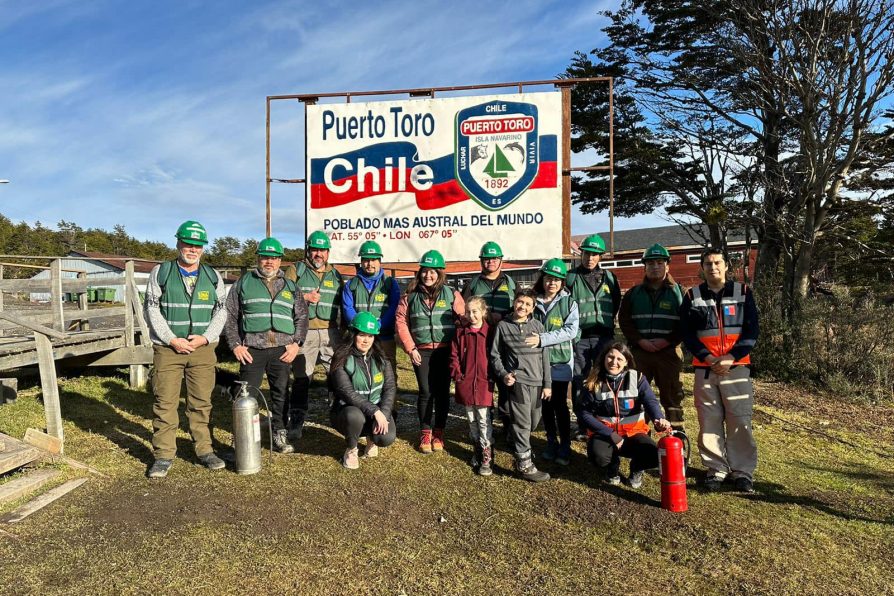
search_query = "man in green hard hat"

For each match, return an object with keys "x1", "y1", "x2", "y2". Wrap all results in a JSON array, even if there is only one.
[
  {"x1": 619, "y1": 243, "x2": 686, "y2": 431},
  {"x1": 224, "y1": 237, "x2": 308, "y2": 453},
  {"x1": 565, "y1": 233, "x2": 622, "y2": 430},
  {"x1": 144, "y1": 220, "x2": 228, "y2": 478},
  {"x1": 342, "y1": 240, "x2": 401, "y2": 371},
  {"x1": 283, "y1": 230, "x2": 343, "y2": 441},
  {"x1": 462, "y1": 241, "x2": 517, "y2": 430}
]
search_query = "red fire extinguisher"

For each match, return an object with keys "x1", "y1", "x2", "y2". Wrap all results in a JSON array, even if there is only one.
[{"x1": 658, "y1": 434, "x2": 688, "y2": 512}]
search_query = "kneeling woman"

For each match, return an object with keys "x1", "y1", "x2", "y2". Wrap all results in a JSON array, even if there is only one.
[
  {"x1": 329, "y1": 312, "x2": 397, "y2": 469},
  {"x1": 576, "y1": 341, "x2": 671, "y2": 488}
]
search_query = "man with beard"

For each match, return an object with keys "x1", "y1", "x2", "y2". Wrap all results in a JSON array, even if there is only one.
[
  {"x1": 145, "y1": 221, "x2": 228, "y2": 478},
  {"x1": 225, "y1": 237, "x2": 309, "y2": 453},
  {"x1": 284, "y1": 231, "x2": 343, "y2": 441}
]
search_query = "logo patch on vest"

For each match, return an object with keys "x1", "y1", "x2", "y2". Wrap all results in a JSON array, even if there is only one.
[
  {"x1": 197, "y1": 291, "x2": 210, "y2": 301},
  {"x1": 373, "y1": 372, "x2": 384, "y2": 383},
  {"x1": 724, "y1": 305, "x2": 737, "y2": 316},
  {"x1": 660, "y1": 301, "x2": 672, "y2": 310},
  {"x1": 323, "y1": 280, "x2": 334, "y2": 288},
  {"x1": 281, "y1": 290, "x2": 292, "y2": 299},
  {"x1": 623, "y1": 399, "x2": 635, "y2": 410},
  {"x1": 549, "y1": 316, "x2": 563, "y2": 327},
  {"x1": 602, "y1": 284, "x2": 610, "y2": 293},
  {"x1": 498, "y1": 284, "x2": 509, "y2": 292},
  {"x1": 436, "y1": 299, "x2": 447, "y2": 308},
  {"x1": 375, "y1": 293, "x2": 386, "y2": 302}
]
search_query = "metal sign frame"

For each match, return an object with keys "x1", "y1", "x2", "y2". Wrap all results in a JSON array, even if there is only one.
[{"x1": 266, "y1": 77, "x2": 615, "y2": 257}]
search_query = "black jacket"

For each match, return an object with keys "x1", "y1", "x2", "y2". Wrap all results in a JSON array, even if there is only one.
[{"x1": 329, "y1": 351, "x2": 396, "y2": 418}]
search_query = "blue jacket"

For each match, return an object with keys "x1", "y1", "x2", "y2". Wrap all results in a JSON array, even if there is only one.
[{"x1": 341, "y1": 268, "x2": 401, "y2": 339}]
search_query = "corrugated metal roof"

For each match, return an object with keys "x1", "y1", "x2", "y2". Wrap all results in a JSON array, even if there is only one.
[
  {"x1": 68, "y1": 251, "x2": 162, "y2": 274},
  {"x1": 571, "y1": 224, "x2": 755, "y2": 255}
]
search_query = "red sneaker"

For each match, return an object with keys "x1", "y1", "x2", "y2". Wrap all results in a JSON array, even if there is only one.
[
  {"x1": 432, "y1": 428, "x2": 445, "y2": 452},
  {"x1": 419, "y1": 429, "x2": 433, "y2": 454}
]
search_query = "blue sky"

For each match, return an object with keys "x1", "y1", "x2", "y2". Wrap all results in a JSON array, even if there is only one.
[{"x1": 0, "y1": 0, "x2": 670, "y2": 250}]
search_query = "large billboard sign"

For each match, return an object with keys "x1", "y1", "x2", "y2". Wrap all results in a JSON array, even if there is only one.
[{"x1": 305, "y1": 92, "x2": 563, "y2": 263}]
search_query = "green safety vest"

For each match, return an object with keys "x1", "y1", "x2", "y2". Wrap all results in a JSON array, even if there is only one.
[
  {"x1": 628, "y1": 282, "x2": 683, "y2": 339},
  {"x1": 408, "y1": 286, "x2": 456, "y2": 345},
  {"x1": 157, "y1": 260, "x2": 219, "y2": 339},
  {"x1": 535, "y1": 294, "x2": 573, "y2": 365},
  {"x1": 466, "y1": 273, "x2": 516, "y2": 315},
  {"x1": 566, "y1": 268, "x2": 618, "y2": 334},
  {"x1": 295, "y1": 262, "x2": 342, "y2": 323},
  {"x1": 237, "y1": 272, "x2": 298, "y2": 334},
  {"x1": 348, "y1": 274, "x2": 394, "y2": 319},
  {"x1": 344, "y1": 354, "x2": 384, "y2": 405}
]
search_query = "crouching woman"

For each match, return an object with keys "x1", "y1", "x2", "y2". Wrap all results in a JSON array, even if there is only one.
[
  {"x1": 328, "y1": 312, "x2": 397, "y2": 469},
  {"x1": 576, "y1": 341, "x2": 671, "y2": 489}
]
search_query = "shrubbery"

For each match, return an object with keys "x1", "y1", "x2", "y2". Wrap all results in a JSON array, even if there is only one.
[{"x1": 755, "y1": 287, "x2": 894, "y2": 404}]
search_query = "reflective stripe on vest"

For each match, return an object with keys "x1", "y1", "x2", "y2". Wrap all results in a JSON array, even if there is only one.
[
  {"x1": 567, "y1": 269, "x2": 617, "y2": 333},
  {"x1": 238, "y1": 273, "x2": 297, "y2": 334},
  {"x1": 157, "y1": 261, "x2": 219, "y2": 339},
  {"x1": 344, "y1": 354, "x2": 383, "y2": 405},
  {"x1": 629, "y1": 282, "x2": 683, "y2": 338},
  {"x1": 468, "y1": 274, "x2": 515, "y2": 315},
  {"x1": 534, "y1": 294, "x2": 573, "y2": 365},
  {"x1": 689, "y1": 283, "x2": 751, "y2": 366},
  {"x1": 592, "y1": 370, "x2": 650, "y2": 437},
  {"x1": 349, "y1": 275, "x2": 393, "y2": 319},
  {"x1": 408, "y1": 286, "x2": 456, "y2": 345},
  {"x1": 296, "y1": 262, "x2": 341, "y2": 323}
]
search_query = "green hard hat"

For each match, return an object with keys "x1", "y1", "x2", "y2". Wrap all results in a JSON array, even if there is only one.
[
  {"x1": 358, "y1": 240, "x2": 383, "y2": 259},
  {"x1": 175, "y1": 220, "x2": 208, "y2": 246},
  {"x1": 419, "y1": 249, "x2": 446, "y2": 269},
  {"x1": 351, "y1": 312, "x2": 381, "y2": 335},
  {"x1": 642, "y1": 243, "x2": 671, "y2": 261},
  {"x1": 540, "y1": 258, "x2": 568, "y2": 280},
  {"x1": 307, "y1": 231, "x2": 331, "y2": 250},
  {"x1": 256, "y1": 237, "x2": 284, "y2": 257},
  {"x1": 479, "y1": 241, "x2": 503, "y2": 259},
  {"x1": 580, "y1": 234, "x2": 606, "y2": 254}
]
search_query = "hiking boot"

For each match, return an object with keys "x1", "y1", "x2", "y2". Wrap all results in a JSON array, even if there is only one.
[
  {"x1": 342, "y1": 447, "x2": 360, "y2": 470},
  {"x1": 627, "y1": 470, "x2": 644, "y2": 489},
  {"x1": 432, "y1": 428, "x2": 445, "y2": 452},
  {"x1": 362, "y1": 436, "x2": 379, "y2": 459},
  {"x1": 734, "y1": 477, "x2": 755, "y2": 493},
  {"x1": 147, "y1": 459, "x2": 173, "y2": 479},
  {"x1": 477, "y1": 445, "x2": 493, "y2": 476},
  {"x1": 273, "y1": 429, "x2": 294, "y2": 454},
  {"x1": 704, "y1": 474, "x2": 726, "y2": 491},
  {"x1": 516, "y1": 458, "x2": 550, "y2": 483},
  {"x1": 198, "y1": 452, "x2": 226, "y2": 471},
  {"x1": 419, "y1": 430, "x2": 433, "y2": 454},
  {"x1": 554, "y1": 444, "x2": 571, "y2": 466},
  {"x1": 541, "y1": 439, "x2": 557, "y2": 462}
]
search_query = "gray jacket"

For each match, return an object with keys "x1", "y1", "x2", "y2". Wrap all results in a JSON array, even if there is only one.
[{"x1": 490, "y1": 316, "x2": 552, "y2": 388}]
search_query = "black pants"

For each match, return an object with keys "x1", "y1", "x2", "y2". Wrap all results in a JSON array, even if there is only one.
[
  {"x1": 330, "y1": 405, "x2": 396, "y2": 449},
  {"x1": 413, "y1": 347, "x2": 451, "y2": 430},
  {"x1": 588, "y1": 432, "x2": 658, "y2": 476},
  {"x1": 495, "y1": 378, "x2": 511, "y2": 429},
  {"x1": 240, "y1": 346, "x2": 291, "y2": 432},
  {"x1": 542, "y1": 380, "x2": 571, "y2": 446}
]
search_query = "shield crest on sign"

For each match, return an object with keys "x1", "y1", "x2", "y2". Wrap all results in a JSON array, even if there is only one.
[{"x1": 455, "y1": 100, "x2": 539, "y2": 211}]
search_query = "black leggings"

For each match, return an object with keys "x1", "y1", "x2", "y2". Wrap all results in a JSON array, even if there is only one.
[
  {"x1": 330, "y1": 406, "x2": 396, "y2": 449},
  {"x1": 413, "y1": 347, "x2": 451, "y2": 430},
  {"x1": 542, "y1": 380, "x2": 570, "y2": 445},
  {"x1": 588, "y1": 432, "x2": 658, "y2": 476}
]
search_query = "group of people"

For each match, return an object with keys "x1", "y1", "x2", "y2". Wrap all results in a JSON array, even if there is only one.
[{"x1": 144, "y1": 220, "x2": 759, "y2": 495}]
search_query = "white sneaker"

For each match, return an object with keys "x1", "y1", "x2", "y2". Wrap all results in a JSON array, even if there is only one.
[
  {"x1": 362, "y1": 437, "x2": 379, "y2": 459},
  {"x1": 342, "y1": 447, "x2": 360, "y2": 469}
]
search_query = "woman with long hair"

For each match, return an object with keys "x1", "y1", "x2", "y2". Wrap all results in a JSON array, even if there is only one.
[
  {"x1": 395, "y1": 250, "x2": 465, "y2": 454},
  {"x1": 328, "y1": 312, "x2": 397, "y2": 469},
  {"x1": 575, "y1": 340, "x2": 671, "y2": 488}
]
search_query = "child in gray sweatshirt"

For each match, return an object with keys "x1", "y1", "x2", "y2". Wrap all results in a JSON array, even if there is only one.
[{"x1": 490, "y1": 288, "x2": 552, "y2": 482}]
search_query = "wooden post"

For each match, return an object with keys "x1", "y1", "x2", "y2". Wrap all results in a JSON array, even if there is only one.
[
  {"x1": 125, "y1": 261, "x2": 147, "y2": 389},
  {"x1": 0, "y1": 265, "x2": 4, "y2": 338},
  {"x1": 77, "y1": 271, "x2": 90, "y2": 331},
  {"x1": 34, "y1": 332, "x2": 64, "y2": 451},
  {"x1": 561, "y1": 85, "x2": 572, "y2": 257},
  {"x1": 50, "y1": 259, "x2": 64, "y2": 332}
]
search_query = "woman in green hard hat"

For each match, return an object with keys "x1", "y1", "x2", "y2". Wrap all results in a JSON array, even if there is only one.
[
  {"x1": 328, "y1": 312, "x2": 397, "y2": 470},
  {"x1": 525, "y1": 258, "x2": 580, "y2": 466},
  {"x1": 395, "y1": 249, "x2": 465, "y2": 454}
]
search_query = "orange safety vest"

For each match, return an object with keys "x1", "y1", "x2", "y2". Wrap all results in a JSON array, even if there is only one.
[
  {"x1": 593, "y1": 370, "x2": 651, "y2": 438},
  {"x1": 688, "y1": 282, "x2": 752, "y2": 367}
]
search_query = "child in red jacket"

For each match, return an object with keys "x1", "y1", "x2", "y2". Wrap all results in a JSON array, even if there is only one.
[{"x1": 449, "y1": 296, "x2": 495, "y2": 476}]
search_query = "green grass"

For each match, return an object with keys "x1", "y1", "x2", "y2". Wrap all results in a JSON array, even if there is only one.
[{"x1": 1, "y1": 357, "x2": 892, "y2": 595}]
